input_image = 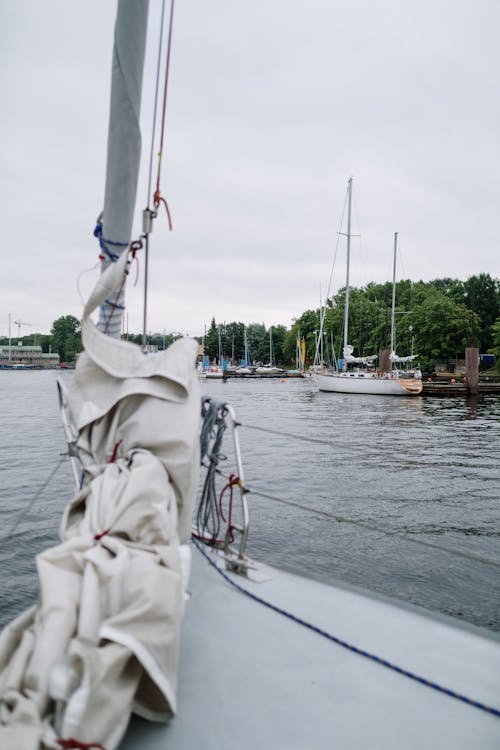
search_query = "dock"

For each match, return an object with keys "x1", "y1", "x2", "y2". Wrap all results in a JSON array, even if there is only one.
[
  {"x1": 222, "y1": 370, "x2": 305, "y2": 380},
  {"x1": 422, "y1": 381, "x2": 500, "y2": 396}
]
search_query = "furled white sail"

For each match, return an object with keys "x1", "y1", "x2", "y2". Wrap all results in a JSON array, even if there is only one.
[
  {"x1": 0, "y1": 2, "x2": 201, "y2": 745},
  {"x1": 0, "y1": 251, "x2": 200, "y2": 750},
  {"x1": 343, "y1": 344, "x2": 377, "y2": 366},
  {"x1": 389, "y1": 351, "x2": 417, "y2": 364}
]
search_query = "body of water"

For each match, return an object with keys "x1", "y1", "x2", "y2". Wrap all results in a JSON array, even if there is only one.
[{"x1": 1, "y1": 371, "x2": 499, "y2": 633}]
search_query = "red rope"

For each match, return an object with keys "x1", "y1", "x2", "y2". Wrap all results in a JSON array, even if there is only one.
[
  {"x1": 57, "y1": 739, "x2": 107, "y2": 750},
  {"x1": 153, "y1": 190, "x2": 173, "y2": 230},
  {"x1": 219, "y1": 474, "x2": 240, "y2": 543},
  {"x1": 94, "y1": 528, "x2": 111, "y2": 541},
  {"x1": 108, "y1": 439, "x2": 123, "y2": 463}
]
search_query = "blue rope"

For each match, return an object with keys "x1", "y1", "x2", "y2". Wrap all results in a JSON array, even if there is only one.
[
  {"x1": 93, "y1": 222, "x2": 128, "y2": 262},
  {"x1": 104, "y1": 298, "x2": 125, "y2": 310},
  {"x1": 192, "y1": 537, "x2": 500, "y2": 719}
]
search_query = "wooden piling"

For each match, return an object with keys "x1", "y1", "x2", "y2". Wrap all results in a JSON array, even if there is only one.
[
  {"x1": 379, "y1": 348, "x2": 391, "y2": 373},
  {"x1": 465, "y1": 347, "x2": 479, "y2": 395}
]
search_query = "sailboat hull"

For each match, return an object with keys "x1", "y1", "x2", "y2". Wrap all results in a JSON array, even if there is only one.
[{"x1": 315, "y1": 371, "x2": 422, "y2": 396}]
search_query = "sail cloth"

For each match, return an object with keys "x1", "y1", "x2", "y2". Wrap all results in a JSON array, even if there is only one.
[
  {"x1": 0, "y1": 251, "x2": 201, "y2": 749},
  {"x1": 343, "y1": 345, "x2": 377, "y2": 366},
  {"x1": 97, "y1": 0, "x2": 149, "y2": 338},
  {"x1": 389, "y1": 351, "x2": 417, "y2": 364}
]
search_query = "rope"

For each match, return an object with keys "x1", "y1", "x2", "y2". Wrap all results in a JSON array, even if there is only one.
[
  {"x1": 101, "y1": 249, "x2": 133, "y2": 335},
  {"x1": 1, "y1": 455, "x2": 67, "y2": 542},
  {"x1": 192, "y1": 538, "x2": 500, "y2": 719},
  {"x1": 93, "y1": 222, "x2": 128, "y2": 263},
  {"x1": 218, "y1": 473, "x2": 240, "y2": 544},
  {"x1": 146, "y1": 0, "x2": 167, "y2": 206},
  {"x1": 57, "y1": 738, "x2": 107, "y2": 750},
  {"x1": 196, "y1": 398, "x2": 229, "y2": 543},
  {"x1": 108, "y1": 439, "x2": 123, "y2": 463},
  {"x1": 152, "y1": 0, "x2": 175, "y2": 228}
]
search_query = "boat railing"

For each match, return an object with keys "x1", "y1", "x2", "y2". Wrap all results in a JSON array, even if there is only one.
[{"x1": 196, "y1": 397, "x2": 250, "y2": 575}]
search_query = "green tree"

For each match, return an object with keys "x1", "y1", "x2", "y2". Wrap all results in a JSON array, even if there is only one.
[
  {"x1": 246, "y1": 323, "x2": 267, "y2": 364},
  {"x1": 50, "y1": 315, "x2": 81, "y2": 362},
  {"x1": 270, "y1": 324, "x2": 287, "y2": 365},
  {"x1": 283, "y1": 309, "x2": 321, "y2": 364},
  {"x1": 411, "y1": 291, "x2": 479, "y2": 371},
  {"x1": 204, "y1": 318, "x2": 220, "y2": 362},
  {"x1": 489, "y1": 317, "x2": 500, "y2": 360},
  {"x1": 462, "y1": 274, "x2": 500, "y2": 351},
  {"x1": 224, "y1": 321, "x2": 245, "y2": 363}
]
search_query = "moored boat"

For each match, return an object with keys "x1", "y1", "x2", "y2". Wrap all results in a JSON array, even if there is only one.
[{"x1": 315, "y1": 180, "x2": 422, "y2": 396}]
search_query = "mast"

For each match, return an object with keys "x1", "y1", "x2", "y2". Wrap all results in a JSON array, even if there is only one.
[
  {"x1": 343, "y1": 177, "x2": 353, "y2": 368},
  {"x1": 269, "y1": 326, "x2": 273, "y2": 366},
  {"x1": 390, "y1": 232, "x2": 398, "y2": 354},
  {"x1": 97, "y1": 0, "x2": 150, "y2": 338},
  {"x1": 8, "y1": 313, "x2": 12, "y2": 362},
  {"x1": 244, "y1": 327, "x2": 249, "y2": 364}
]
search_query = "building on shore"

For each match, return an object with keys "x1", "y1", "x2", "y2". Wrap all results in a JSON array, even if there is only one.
[{"x1": 0, "y1": 345, "x2": 60, "y2": 369}]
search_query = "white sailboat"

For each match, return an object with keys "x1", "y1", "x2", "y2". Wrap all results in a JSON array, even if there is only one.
[
  {"x1": 235, "y1": 326, "x2": 256, "y2": 373},
  {"x1": 0, "y1": 4, "x2": 499, "y2": 750},
  {"x1": 315, "y1": 178, "x2": 422, "y2": 396},
  {"x1": 255, "y1": 326, "x2": 284, "y2": 374}
]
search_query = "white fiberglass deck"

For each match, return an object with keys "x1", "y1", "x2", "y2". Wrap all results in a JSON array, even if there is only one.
[{"x1": 120, "y1": 543, "x2": 500, "y2": 749}]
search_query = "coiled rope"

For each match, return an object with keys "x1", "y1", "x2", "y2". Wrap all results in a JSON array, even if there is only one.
[
  {"x1": 192, "y1": 537, "x2": 500, "y2": 719},
  {"x1": 196, "y1": 397, "x2": 229, "y2": 543}
]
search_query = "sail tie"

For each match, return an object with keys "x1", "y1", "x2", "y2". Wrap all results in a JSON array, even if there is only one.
[
  {"x1": 57, "y1": 738, "x2": 107, "y2": 750},
  {"x1": 93, "y1": 222, "x2": 128, "y2": 263},
  {"x1": 218, "y1": 473, "x2": 240, "y2": 544}
]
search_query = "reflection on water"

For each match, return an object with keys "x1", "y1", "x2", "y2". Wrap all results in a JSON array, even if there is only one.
[{"x1": 1, "y1": 372, "x2": 499, "y2": 633}]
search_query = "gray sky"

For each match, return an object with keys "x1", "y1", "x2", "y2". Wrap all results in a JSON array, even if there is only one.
[{"x1": 1, "y1": 0, "x2": 499, "y2": 338}]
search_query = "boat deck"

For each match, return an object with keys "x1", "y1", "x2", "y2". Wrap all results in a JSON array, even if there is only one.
[{"x1": 120, "y1": 543, "x2": 500, "y2": 749}]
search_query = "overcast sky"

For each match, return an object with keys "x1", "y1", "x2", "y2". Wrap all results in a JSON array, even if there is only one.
[{"x1": 1, "y1": 0, "x2": 499, "y2": 338}]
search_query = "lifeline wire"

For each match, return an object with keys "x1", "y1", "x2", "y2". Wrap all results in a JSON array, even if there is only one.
[
  {"x1": 192, "y1": 537, "x2": 500, "y2": 720},
  {"x1": 2, "y1": 456, "x2": 67, "y2": 541},
  {"x1": 241, "y1": 420, "x2": 338, "y2": 448},
  {"x1": 245, "y1": 484, "x2": 500, "y2": 571},
  {"x1": 237, "y1": 420, "x2": 500, "y2": 569},
  {"x1": 210, "y1": 464, "x2": 500, "y2": 571}
]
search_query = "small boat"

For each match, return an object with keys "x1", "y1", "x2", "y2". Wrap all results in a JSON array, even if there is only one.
[
  {"x1": 315, "y1": 178, "x2": 422, "y2": 396},
  {"x1": 255, "y1": 325, "x2": 284, "y2": 374}
]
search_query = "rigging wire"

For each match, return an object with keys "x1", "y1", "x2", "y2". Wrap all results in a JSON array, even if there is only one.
[
  {"x1": 145, "y1": 0, "x2": 168, "y2": 208},
  {"x1": 153, "y1": 0, "x2": 175, "y2": 224},
  {"x1": 1, "y1": 456, "x2": 67, "y2": 542},
  {"x1": 210, "y1": 463, "x2": 500, "y2": 571},
  {"x1": 243, "y1": 484, "x2": 500, "y2": 571},
  {"x1": 142, "y1": 0, "x2": 175, "y2": 343},
  {"x1": 206, "y1": 436, "x2": 500, "y2": 572},
  {"x1": 315, "y1": 185, "x2": 348, "y2": 366}
]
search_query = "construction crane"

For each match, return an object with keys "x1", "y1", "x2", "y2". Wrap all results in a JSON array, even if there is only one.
[{"x1": 13, "y1": 320, "x2": 32, "y2": 337}]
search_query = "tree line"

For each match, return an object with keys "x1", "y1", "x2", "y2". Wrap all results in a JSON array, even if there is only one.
[
  {"x1": 2, "y1": 274, "x2": 498, "y2": 371},
  {"x1": 202, "y1": 274, "x2": 500, "y2": 372}
]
